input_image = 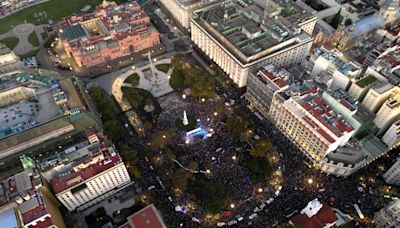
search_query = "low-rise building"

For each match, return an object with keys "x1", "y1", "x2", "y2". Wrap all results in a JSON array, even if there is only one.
[
  {"x1": 190, "y1": 0, "x2": 315, "y2": 87},
  {"x1": 290, "y1": 198, "x2": 353, "y2": 228},
  {"x1": 39, "y1": 133, "x2": 131, "y2": 211},
  {"x1": 119, "y1": 204, "x2": 167, "y2": 228}
]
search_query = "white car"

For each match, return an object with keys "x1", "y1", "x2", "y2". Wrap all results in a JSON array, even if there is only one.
[
  {"x1": 217, "y1": 222, "x2": 226, "y2": 227},
  {"x1": 228, "y1": 220, "x2": 237, "y2": 226},
  {"x1": 147, "y1": 185, "x2": 155, "y2": 190},
  {"x1": 168, "y1": 196, "x2": 173, "y2": 202},
  {"x1": 149, "y1": 165, "x2": 154, "y2": 170},
  {"x1": 253, "y1": 207, "x2": 260, "y2": 213},
  {"x1": 259, "y1": 203, "x2": 266, "y2": 210},
  {"x1": 249, "y1": 213, "x2": 257, "y2": 220},
  {"x1": 266, "y1": 198, "x2": 274, "y2": 204},
  {"x1": 192, "y1": 217, "x2": 201, "y2": 223},
  {"x1": 237, "y1": 217, "x2": 244, "y2": 222}
]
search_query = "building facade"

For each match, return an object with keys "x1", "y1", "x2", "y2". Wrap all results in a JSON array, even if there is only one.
[
  {"x1": 40, "y1": 135, "x2": 131, "y2": 211},
  {"x1": 374, "y1": 199, "x2": 400, "y2": 228},
  {"x1": 0, "y1": 43, "x2": 21, "y2": 73},
  {"x1": 160, "y1": 0, "x2": 208, "y2": 30},
  {"x1": 362, "y1": 82, "x2": 395, "y2": 113},
  {"x1": 382, "y1": 120, "x2": 400, "y2": 148},
  {"x1": 374, "y1": 88, "x2": 400, "y2": 134},
  {"x1": 59, "y1": 1, "x2": 160, "y2": 67},
  {"x1": 190, "y1": 0, "x2": 315, "y2": 87},
  {"x1": 245, "y1": 65, "x2": 289, "y2": 117},
  {"x1": 383, "y1": 158, "x2": 400, "y2": 186}
]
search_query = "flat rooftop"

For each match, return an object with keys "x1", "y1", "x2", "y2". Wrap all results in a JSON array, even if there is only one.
[
  {"x1": 192, "y1": 0, "x2": 313, "y2": 65},
  {"x1": 176, "y1": 0, "x2": 202, "y2": 7}
]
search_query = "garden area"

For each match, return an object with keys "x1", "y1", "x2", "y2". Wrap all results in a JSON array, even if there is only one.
[
  {"x1": 0, "y1": 37, "x2": 19, "y2": 49},
  {"x1": 124, "y1": 73, "x2": 140, "y2": 86},
  {"x1": 155, "y1": 63, "x2": 171, "y2": 73},
  {"x1": 28, "y1": 31, "x2": 40, "y2": 47}
]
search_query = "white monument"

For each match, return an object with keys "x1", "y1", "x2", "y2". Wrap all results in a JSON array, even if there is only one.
[{"x1": 183, "y1": 110, "x2": 189, "y2": 126}]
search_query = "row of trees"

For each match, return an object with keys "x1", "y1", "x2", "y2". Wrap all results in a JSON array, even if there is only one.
[{"x1": 88, "y1": 87, "x2": 123, "y2": 140}]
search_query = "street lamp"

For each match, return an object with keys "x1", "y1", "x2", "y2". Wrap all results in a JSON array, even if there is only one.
[
  {"x1": 206, "y1": 169, "x2": 210, "y2": 174},
  {"x1": 232, "y1": 155, "x2": 237, "y2": 161},
  {"x1": 230, "y1": 203, "x2": 235, "y2": 209},
  {"x1": 307, "y1": 178, "x2": 313, "y2": 185},
  {"x1": 162, "y1": 135, "x2": 166, "y2": 139},
  {"x1": 257, "y1": 188, "x2": 263, "y2": 193},
  {"x1": 201, "y1": 98, "x2": 206, "y2": 102},
  {"x1": 213, "y1": 112, "x2": 218, "y2": 116}
]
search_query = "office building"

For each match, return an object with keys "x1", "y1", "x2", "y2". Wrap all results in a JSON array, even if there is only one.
[
  {"x1": 190, "y1": 0, "x2": 315, "y2": 87},
  {"x1": 269, "y1": 83, "x2": 355, "y2": 162},
  {"x1": 374, "y1": 198, "x2": 400, "y2": 228},
  {"x1": 245, "y1": 65, "x2": 289, "y2": 117},
  {"x1": 40, "y1": 134, "x2": 131, "y2": 211},
  {"x1": 59, "y1": 0, "x2": 160, "y2": 67},
  {"x1": 159, "y1": 0, "x2": 210, "y2": 29},
  {"x1": 383, "y1": 158, "x2": 400, "y2": 186}
]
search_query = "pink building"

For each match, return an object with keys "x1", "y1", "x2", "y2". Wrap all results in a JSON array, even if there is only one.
[{"x1": 59, "y1": 0, "x2": 160, "y2": 67}]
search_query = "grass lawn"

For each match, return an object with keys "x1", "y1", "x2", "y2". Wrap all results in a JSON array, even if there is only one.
[
  {"x1": 0, "y1": 0, "x2": 104, "y2": 34},
  {"x1": 170, "y1": 68, "x2": 185, "y2": 90},
  {"x1": 28, "y1": 31, "x2": 40, "y2": 47},
  {"x1": 0, "y1": 36, "x2": 19, "y2": 49},
  {"x1": 155, "y1": 63, "x2": 170, "y2": 73},
  {"x1": 124, "y1": 73, "x2": 140, "y2": 86},
  {"x1": 40, "y1": 31, "x2": 48, "y2": 40}
]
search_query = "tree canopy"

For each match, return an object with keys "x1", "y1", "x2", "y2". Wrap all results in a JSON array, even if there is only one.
[
  {"x1": 193, "y1": 177, "x2": 230, "y2": 213},
  {"x1": 250, "y1": 138, "x2": 273, "y2": 158}
]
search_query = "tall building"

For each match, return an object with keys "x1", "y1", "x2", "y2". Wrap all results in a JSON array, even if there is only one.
[
  {"x1": 0, "y1": 43, "x2": 21, "y2": 74},
  {"x1": 59, "y1": 1, "x2": 160, "y2": 67},
  {"x1": 374, "y1": 198, "x2": 400, "y2": 228},
  {"x1": 245, "y1": 65, "x2": 289, "y2": 117},
  {"x1": 190, "y1": 0, "x2": 315, "y2": 87},
  {"x1": 269, "y1": 83, "x2": 355, "y2": 162},
  {"x1": 383, "y1": 158, "x2": 400, "y2": 186},
  {"x1": 348, "y1": 75, "x2": 378, "y2": 101},
  {"x1": 159, "y1": 0, "x2": 210, "y2": 30},
  {"x1": 39, "y1": 134, "x2": 131, "y2": 211}
]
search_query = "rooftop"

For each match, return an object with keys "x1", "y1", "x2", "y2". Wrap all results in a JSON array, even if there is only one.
[
  {"x1": 315, "y1": 48, "x2": 360, "y2": 75},
  {"x1": 192, "y1": 0, "x2": 313, "y2": 65},
  {"x1": 356, "y1": 75, "x2": 377, "y2": 88},
  {"x1": 121, "y1": 204, "x2": 167, "y2": 228},
  {"x1": 50, "y1": 145, "x2": 122, "y2": 194},
  {"x1": 291, "y1": 200, "x2": 338, "y2": 228}
]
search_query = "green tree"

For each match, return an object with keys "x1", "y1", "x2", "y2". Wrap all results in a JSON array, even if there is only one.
[
  {"x1": 165, "y1": 148, "x2": 176, "y2": 160},
  {"x1": 104, "y1": 119, "x2": 123, "y2": 140},
  {"x1": 345, "y1": 18, "x2": 352, "y2": 26},
  {"x1": 194, "y1": 177, "x2": 230, "y2": 213},
  {"x1": 227, "y1": 115, "x2": 251, "y2": 142},
  {"x1": 119, "y1": 144, "x2": 139, "y2": 165},
  {"x1": 172, "y1": 168, "x2": 191, "y2": 191},
  {"x1": 250, "y1": 138, "x2": 273, "y2": 158},
  {"x1": 188, "y1": 161, "x2": 199, "y2": 171},
  {"x1": 247, "y1": 157, "x2": 272, "y2": 183},
  {"x1": 331, "y1": 10, "x2": 343, "y2": 29}
]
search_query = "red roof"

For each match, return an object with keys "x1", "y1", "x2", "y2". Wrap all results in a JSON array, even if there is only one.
[
  {"x1": 127, "y1": 204, "x2": 166, "y2": 228},
  {"x1": 51, "y1": 152, "x2": 121, "y2": 194},
  {"x1": 291, "y1": 203, "x2": 337, "y2": 228},
  {"x1": 30, "y1": 217, "x2": 53, "y2": 228},
  {"x1": 21, "y1": 203, "x2": 48, "y2": 225},
  {"x1": 340, "y1": 99, "x2": 355, "y2": 111}
]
